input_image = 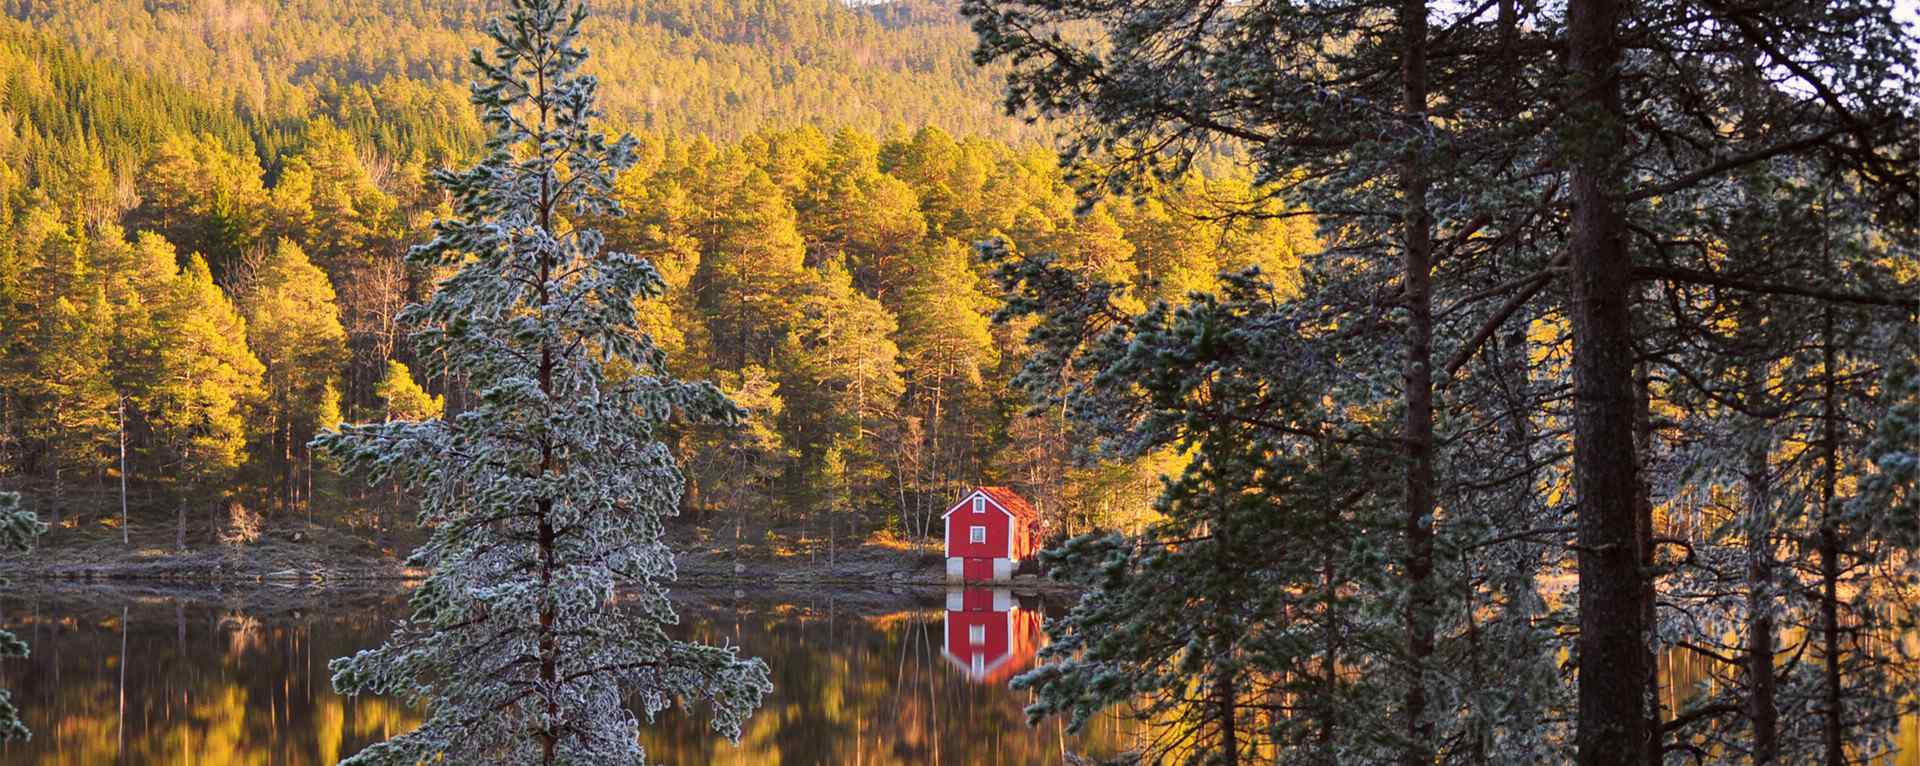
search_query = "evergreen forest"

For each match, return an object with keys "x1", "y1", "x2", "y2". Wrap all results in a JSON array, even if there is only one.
[
  {"x1": 0, "y1": 0, "x2": 1916, "y2": 764},
  {"x1": 0, "y1": 0, "x2": 1305, "y2": 548}
]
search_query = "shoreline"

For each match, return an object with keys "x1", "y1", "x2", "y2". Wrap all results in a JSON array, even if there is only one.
[
  {"x1": 0, "y1": 541, "x2": 1070, "y2": 591},
  {"x1": 0, "y1": 575, "x2": 1077, "y2": 644},
  {"x1": 0, "y1": 570, "x2": 1048, "y2": 589}
]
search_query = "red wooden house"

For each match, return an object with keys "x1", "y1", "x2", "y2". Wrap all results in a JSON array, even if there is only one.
[
  {"x1": 942, "y1": 587, "x2": 1043, "y2": 684},
  {"x1": 943, "y1": 486, "x2": 1040, "y2": 582}
]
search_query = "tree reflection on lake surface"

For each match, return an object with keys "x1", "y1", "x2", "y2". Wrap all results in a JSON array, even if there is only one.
[
  {"x1": 0, "y1": 584, "x2": 1140, "y2": 765},
  {"x1": 4, "y1": 584, "x2": 1910, "y2": 765}
]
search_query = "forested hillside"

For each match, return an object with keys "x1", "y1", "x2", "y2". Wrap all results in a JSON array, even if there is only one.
[
  {"x1": 4, "y1": 0, "x2": 1038, "y2": 163},
  {"x1": 0, "y1": 1, "x2": 1310, "y2": 547}
]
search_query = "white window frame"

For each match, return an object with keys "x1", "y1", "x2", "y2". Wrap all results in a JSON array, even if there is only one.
[
  {"x1": 969, "y1": 525, "x2": 986, "y2": 544},
  {"x1": 973, "y1": 495, "x2": 986, "y2": 513},
  {"x1": 968, "y1": 624, "x2": 986, "y2": 643}
]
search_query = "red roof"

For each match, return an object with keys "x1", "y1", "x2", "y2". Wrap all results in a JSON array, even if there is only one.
[{"x1": 976, "y1": 486, "x2": 1038, "y2": 522}]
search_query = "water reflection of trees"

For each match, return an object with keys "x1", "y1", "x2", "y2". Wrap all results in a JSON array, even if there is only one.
[
  {"x1": 0, "y1": 588, "x2": 1145, "y2": 765},
  {"x1": 638, "y1": 589, "x2": 1141, "y2": 765},
  {"x1": 0, "y1": 591, "x2": 418, "y2": 766},
  {"x1": 2, "y1": 587, "x2": 1910, "y2": 765}
]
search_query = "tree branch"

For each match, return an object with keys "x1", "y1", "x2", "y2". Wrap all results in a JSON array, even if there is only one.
[
  {"x1": 1438, "y1": 264, "x2": 1559, "y2": 383},
  {"x1": 1617, "y1": 125, "x2": 1850, "y2": 203},
  {"x1": 1634, "y1": 265, "x2": 1917, "y2": 311}
]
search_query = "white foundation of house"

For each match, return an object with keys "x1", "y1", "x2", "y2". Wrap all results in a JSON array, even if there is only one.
[{"x1": 945, "y1": 557, "x2": 1017, "y2": 582}]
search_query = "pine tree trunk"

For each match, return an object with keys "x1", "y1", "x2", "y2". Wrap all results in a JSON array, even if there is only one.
[
  {"x1": 1462, "y1": 554, "x2": 1489, "y2": 765},
  {"x1": 533, "y1": 83, "x2": 561, "y2": 766},
  {"x1": 892, "y1": 452, "x2": 906, "y2": 535},
  {"x1": 1497, "y1": 319, "x2": 1552, "y2": 759},
  {"x1": 685, "y1": 462, "x2": 704, "y2": 522},
  {"x1": 1215, "y1": 659, "x2": 1240, "y2": 765},
  {"x1": 928, "y1": 382, "x2": 945, "y2": 541},
  {"x1": 119, "y1": 396, "x2": 129, "y2": 545},
  {"x1": 1566, "y1": 1, "x2": 1651, "y2": 763},
  {"x1": 385, "y1": 479, "x2": 398, "y2": 547},
  {"x1": 176, "y1": 499, "x2": 186, "y2": 551},
  {"x1": 1320, "y1": 433, "x2": 1341, "y2": 761},
  {"x1": 1397, "y1": 1, "x2": 1436, "y2": 761},
  {"x1": 854, "y1": 373, "x2": 866, "y2": 537},
  {"x1": 1817, "y1": 307, "x2": 1845, "y2": 766},
  {"x1": 538, "y1": 501, "x2": 558, "y2": 764},
  {"x1": 50, "y1": 463, "x2": 63, "y2": 528},
  {"x1": 1743, "y1": 369, "x2": 1778, "y2": 765},
  {"x1": 1491, "y1": 58, "x2": 1530, "y2": 695},
  {"x1": 281, "y1": 396, "x2": 294, "y2": 515},
  {"x1": 1634, "y1": 361, "x2": 1660, "y2": 766},
  {"x1": 1213, "y1": 514, "x2": 1241, "y2": 765}
]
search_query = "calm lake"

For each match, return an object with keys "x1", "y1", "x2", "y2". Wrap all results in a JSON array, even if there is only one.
[
  {"x1": 2, "y1": 583, "x2": 1913, "y2": 765},
  {"x1": 0, "y1": 583, "x2": 1139, "y2": 765}
]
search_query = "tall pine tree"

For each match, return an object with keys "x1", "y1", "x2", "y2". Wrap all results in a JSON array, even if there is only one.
[
  {"x1": 151, "y1": 252, "x2": 265, "y2": 549},
  {"x1": 314, "y1": 2, "x2": 770, "y2": 762},
  {"x1": 244, "y1": 238, "x2": 348, "y2": 516}
]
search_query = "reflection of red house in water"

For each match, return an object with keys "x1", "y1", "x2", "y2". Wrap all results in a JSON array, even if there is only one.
[
  {"x1": 942, "y1": 587, "x2": 1043, "y2": 684},
  {"x1": 944, "y1": 486, "x2": 1041, "y2": 582}
]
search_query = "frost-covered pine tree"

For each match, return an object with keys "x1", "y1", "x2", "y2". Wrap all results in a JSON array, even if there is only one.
[
  {"x1": 312, "y1": 2, "x2": 770, "y2": 763},
  {"x1": 0, "y1": 491, "x2": 45, "y2": 742}
]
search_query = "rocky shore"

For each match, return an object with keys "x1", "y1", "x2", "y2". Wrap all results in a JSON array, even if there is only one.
[{"x1": 0, "y1": 528, "x2": 1064, "y2": 590}]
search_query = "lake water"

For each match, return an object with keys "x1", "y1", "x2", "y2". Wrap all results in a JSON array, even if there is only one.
[
  {"x1": 0, "y1": 583, "x2": 1139, "y2": 765},
  {"x1": 1, "y1": 583, "x2": 1912, "y2": 765}
]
